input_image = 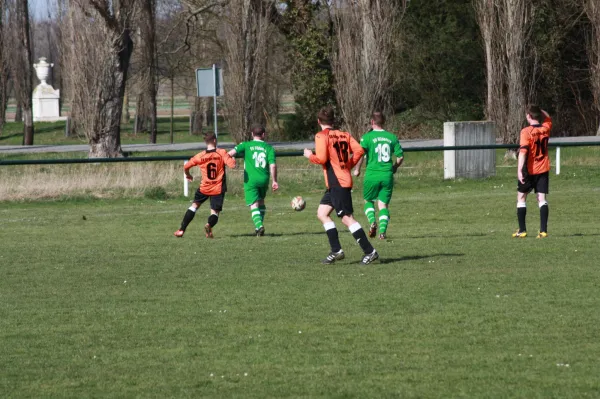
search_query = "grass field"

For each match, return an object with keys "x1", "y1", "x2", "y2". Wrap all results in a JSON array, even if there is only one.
[{"x1": 1, "y1": 149, "x2": 600, "y2": 397}]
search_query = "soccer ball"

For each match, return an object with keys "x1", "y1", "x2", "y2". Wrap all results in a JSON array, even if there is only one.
[{"x1": 291, "y1": 196, "x2": 306, "y2": 211}]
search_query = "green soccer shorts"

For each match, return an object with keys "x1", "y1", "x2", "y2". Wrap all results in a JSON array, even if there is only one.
[
  {"x1": 363, "y1": 174, "x2": 394, "y2": 204},
  {"x1": 244, "y1": 181, "x2": 269, "y2": 206}
]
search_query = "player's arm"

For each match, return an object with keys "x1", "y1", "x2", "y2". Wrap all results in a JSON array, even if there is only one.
[
  {"x1": 183, "y1": 155, "x2": 200, "y2": 181},
  {"x1": 392, "y1": 140, "x2": 404, "y2": 173},
  {"x1": 353, "y1": 156, "x2": 365, "y2": 177},
  {"x1": 268, "y1": 147, "x2": 278, "y2": 191},
  {"x1": 541, "y1": 110, "x2": 552, "y2": 132},
  {"x1": 228, "y1": 142, "x2": 244, "y2": 158},
  {"x1": 223, "y1": 151, "x2": 237, "y2": 169},
  {"x1": 349, "y1": 136, "x2": 364, "y2": 168},
  {"x1": 304, "y1": 134, "x2": 328, "y2": 165},
  {"x1": 518, "y1": 131, "x2": 529, "y2": 184}
]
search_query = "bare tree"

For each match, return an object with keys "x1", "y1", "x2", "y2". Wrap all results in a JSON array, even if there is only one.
[
  {"x1": 0, "y1": 0, "x2": 7, "y2": 133},
  {"x1": 66, "y1": 0, "x2": 136, "y2": 158},
  {"x1": 475, "y1": 0, "x2": 534, "y2": 144},
  {"x1": 12, "y1": 0, "x2": 35, "y2": 145},
  {"x1": 220, "y1": 0, "x2": 276, "y2": 143},
  {"x1": 331, "y1": 0, "x2": 407, "y2": 138},
  {"x1": 585, "y1": 0, "x2": 600, "y2": 135},
  {"x1": 136, "y1": 0, "x2": 158, "y2": 142}
]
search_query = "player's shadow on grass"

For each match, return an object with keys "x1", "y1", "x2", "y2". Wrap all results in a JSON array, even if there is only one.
[
  {"x1": 229, "y1": 231, "x2": 324, "y2": 238},
  {"x1": 357, "y1": 253, "x2": 464, "y2": 265},
  {"x1": 405, "y1": 233, "x2": 485, "y2": 239},
  {"x1": 563, "y1": 233, "x2": 600, "y2": 237}
]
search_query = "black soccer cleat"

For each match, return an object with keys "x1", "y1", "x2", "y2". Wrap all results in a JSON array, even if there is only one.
[
  {"x1": 362, "y1": 249, "x2": 379, "y2": 265},
  {"x1": 322, "y1": 250, "x2": 345, "y2": 264},
  {"x1": 256, "y1": 226, "x2": 265, "y2": 237}
]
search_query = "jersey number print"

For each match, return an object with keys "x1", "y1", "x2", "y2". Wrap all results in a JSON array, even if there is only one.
[
  {"x1": 207, "y1": 162, "x2": 217, "y2": 180},
  {"x1": 332, "y1": 140, "x2": 349, "y2": 163},
  {"x1": 375, "y1": 143, "x2": 391, "y2": 162},
  {"x1": 534, "y1": 137, "x2": 549, "y2": 161},
  {"x1": 253, "y1": 152, "x2": 266, "y2": 168}
]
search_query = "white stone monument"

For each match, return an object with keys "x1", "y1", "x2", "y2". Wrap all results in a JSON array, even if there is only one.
[
  {"x1": 444, "y1": 121, "x2": 496, "y2": 179},
  {"x1": 32, "y1": 57, "x2": 65, "y2": 122}
]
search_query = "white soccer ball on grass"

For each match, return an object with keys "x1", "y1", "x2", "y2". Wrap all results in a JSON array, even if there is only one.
[{"x1": 291, "y1": 196, "x2": 306, "y2": 211}]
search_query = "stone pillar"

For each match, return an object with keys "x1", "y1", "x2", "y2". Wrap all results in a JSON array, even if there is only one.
[{"x1": 444, "y1": 121, "x2": 496, "y2": 179}]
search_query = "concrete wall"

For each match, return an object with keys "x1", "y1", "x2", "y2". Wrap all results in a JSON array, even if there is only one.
[{"x1": 444, "y1": 121, "x2": 495, "y2": 179}]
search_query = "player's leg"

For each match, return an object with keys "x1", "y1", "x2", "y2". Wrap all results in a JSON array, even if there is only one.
[
  {"x1": 513, "y1": 191, "x2": 528, "y2": 237},
  {"x1": 536, "y1": 173, "x2": 549, "y2": 238},
  {"x1": 245, "y1": 183, "x2": 262, "y2": 232},
  {"x1": 318, "y1": 191, "x2": 344, "y2": 264},
  {"x1": 377, "y1": 201, "x2": 390, "y2": 239},
  {"x1": 334, "y1": 188, "x2": 378, "y2": 264},
  {"x1": 205, "y1": 194, "x2": 224, "y2": 238},
  {"x1": 174, "y1": 189, "x2": 205, "y2": 237},
  {"x1": 377, "y1": 178, "x2": 393, "y2": 239},
  {"x1": 363, "y1": 179, "x2": 378, "y2": 237}
]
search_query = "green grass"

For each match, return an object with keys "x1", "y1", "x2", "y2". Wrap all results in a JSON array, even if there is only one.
[
  {"x1": 0, "y1": 117, "x2": 232, "y2": 146},
  {"x1": 1, "y1": 151, "x2": 600, "y2": 397}
]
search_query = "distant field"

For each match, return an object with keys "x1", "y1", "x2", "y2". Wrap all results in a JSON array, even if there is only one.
[{"x1": 1, "y1": 149, "x2": 600, "y2": 397}]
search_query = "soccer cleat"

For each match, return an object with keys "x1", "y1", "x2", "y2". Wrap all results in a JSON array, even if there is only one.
[
  {"x1": 362, "y1": 249, "x2": 379, "y2": 265},
  {"x1": 174, "y1": 229, "x2": 184, "y2": 238},
  {"x1": 379, "y1": 233, "x2": 386, "y2": 240},
  {"x1": 512, "y1": 230, "x2": 527, "y2": 238},
  {"x1": 536, "y1": 231, "x2": 548, "y2": 239},
  {"x1": 368, "y1": 222, "x2": 377, "y2": 238},
  {"x1": 322, "y1": 250, "x2": 345, "y2": 264},
  {"x1": 204, "y1": 223, "x2": 214, "y2": 239},
  {"x1": 256, "y1": 226, "x2": 265, "y2": 237}
]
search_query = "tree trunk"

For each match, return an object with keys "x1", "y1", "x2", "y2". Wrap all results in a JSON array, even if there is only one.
[
  {"x1": 139, "y1": 0, "x2": 158, "y2": 144},
  {"x1": 122, "y1": 91, "x2": 130, "y2": 124},
  {"x1": 14, "y1": 102, "x2": 22, "y2": 122},
  {"x1": 170, "y1": 77, "x2": 174, "y2": 144},
  {"x1": 0, "y1": 0, "x2": 6, "y2": 133},
  {"x1": 16, "y1": 0, "x2": 34, "y2": 145}
]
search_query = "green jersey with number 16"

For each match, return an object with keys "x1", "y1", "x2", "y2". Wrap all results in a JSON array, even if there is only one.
[
  {"x1": 360, "y1": 129, "x2": 403, "y2": 174},
  {"x1": 234, "y1": 140, "x2": 276, "y2": 184}
]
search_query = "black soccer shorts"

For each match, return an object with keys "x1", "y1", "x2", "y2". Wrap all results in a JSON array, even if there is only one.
[
  {"x1": 194, "y1": 189, "x2": 225, "y2": 211},
  {"x1": 320, "y1": 187, "x2": 354, "y2": 218},
  {"x1": 518, "y1": 171, "x2": 549, "y2": 194}
]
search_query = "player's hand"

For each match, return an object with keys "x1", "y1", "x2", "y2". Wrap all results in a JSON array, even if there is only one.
[
  {"x1": 272, "y1": 182, "x2": 279, "y2": 191},
  {"x1": 518, "y1": 172, "x2": 524, "y2": 184},
  {"x1": 393, "y1": 164, "x2": 399, "y2": 174},
  {"x1": 353, "y1": 168, "x2": 360, "y2": 177},
  {"x1": 185, "y1": 174, "x2": 194, "y2": 182},
  {"x1": 303, "y1": 148, "x2": 313, "y2": 159}
]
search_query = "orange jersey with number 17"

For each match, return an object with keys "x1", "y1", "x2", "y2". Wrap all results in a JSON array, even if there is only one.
[
  {"x1": 309, "y1": 128, "x2": 364, "y2": 188},
  {"x1": 519, "y1": 116, "x2": 552, "y2": 175},
  {"x1": 184, "y1": 148, "x2": 236, "y2": 195}
]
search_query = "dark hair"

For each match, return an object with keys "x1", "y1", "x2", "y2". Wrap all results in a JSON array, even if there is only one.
[
  {"x1": 371, "y1": 111, "x2": 386, "y2": 126},
  {"x1": 203, "y1": 132, "x2": 217, "y2": 144},
  {"x1": 251, "y1": 124, "x2": 265, "y2": 137},
  {"x1": 527, "y1": 105, "x2": 543, "y2": 123},
  {"x1": 317, "y1": 106, "x2": 335, "y2": 125}
]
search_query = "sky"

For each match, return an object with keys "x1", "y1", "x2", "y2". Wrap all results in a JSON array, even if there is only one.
[{"x1": 30, "y1": 0, "x2": 52, "y2": 20}]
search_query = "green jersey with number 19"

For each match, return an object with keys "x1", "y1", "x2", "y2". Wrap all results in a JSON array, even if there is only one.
[
  {"x1": 234, "y1": 140, "x2": 276, "y2": 185},
  {"x1": 360, "y1": 129, "x2": 403, "y2": 175}
]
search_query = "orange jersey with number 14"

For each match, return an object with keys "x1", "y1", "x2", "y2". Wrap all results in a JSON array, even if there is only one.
[
  {"x1": 309, "y1": 128, "x2": 364, "y2": 188},
  {"x1": 184, "y1": 149, "x2": 236, "y2": 195},
  {"x1": 519, "y1": 116, "x2": 552, "y2": 175}
]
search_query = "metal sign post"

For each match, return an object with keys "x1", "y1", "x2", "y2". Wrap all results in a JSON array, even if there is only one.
[{"x1": 196, "y1": 65, "x2": 223, "y2": 137}]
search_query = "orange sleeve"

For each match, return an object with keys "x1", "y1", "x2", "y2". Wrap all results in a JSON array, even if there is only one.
[
  {"x1": 184, "y1": 152, "x2": 203, "y2": 171},
  {"x1": 349, "y1": 136, "x2": 364, "y2": 168},
  {"x1": 541, "y1": 116, "x2": 552, "y2": 133},
  {"x1": 309, "y1": 133, "x2": 328, "y2": 165},
  {"x1": 519, "y1": 129, "x2": 530, "y2": 154},
  {"x1": 219, "y1": 149, "x2": 236, "y2": 168}
]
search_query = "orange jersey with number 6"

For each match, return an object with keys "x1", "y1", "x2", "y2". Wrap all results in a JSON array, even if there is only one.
[
  {"x1": 184, "y1": 149, "x2": 236, "y2": 195},
  {"x1": 519, "y1": 116, "x2": 552, "y2": 175},
  {"x1": 309, "y1": 128, "x2": 364, "y2": 188}
]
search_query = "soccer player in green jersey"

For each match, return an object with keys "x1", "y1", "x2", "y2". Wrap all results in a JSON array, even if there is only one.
[
  {"x1": 353, "y1": 112, "x2": 404, "y2": 239},
  {"x1": 228, "y1": 124, "x2": 279, "y2": 236}
]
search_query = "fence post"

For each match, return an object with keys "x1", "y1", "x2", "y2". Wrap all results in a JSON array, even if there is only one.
[
  {"x1": 64, "y1": 117, "x2": 70, "y2": 137},
  {"x1": 183, "y1": 161, "x2": 189, "y2": 197},
  {"x1": 556, "y1": 146, "x2": 561, "y2": 175}
]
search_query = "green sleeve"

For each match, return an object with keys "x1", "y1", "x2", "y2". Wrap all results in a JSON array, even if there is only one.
[
  {"x1": 360, "y1": 133, "x2": 369, "y2": 150},
  {"x1": 393, "y1": 139, "x2": 404, "y2": 158},
  {"x1": 267, "y1": 145, "x2": 276, "y2": 165},
  {"x1": 234, "y1": 141, "x2": 245, "y2": 154}
]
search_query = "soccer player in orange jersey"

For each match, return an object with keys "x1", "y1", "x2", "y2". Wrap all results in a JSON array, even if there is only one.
[
  {"x1": 513, "y1": 105, "x2": 552, "y2": 239},
  {"x1": 174, "y1": 133, "x2": 236, "y2": 238},
  {"x1": 303, "y1": 106, "x2": 379, "y2": 265}
]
